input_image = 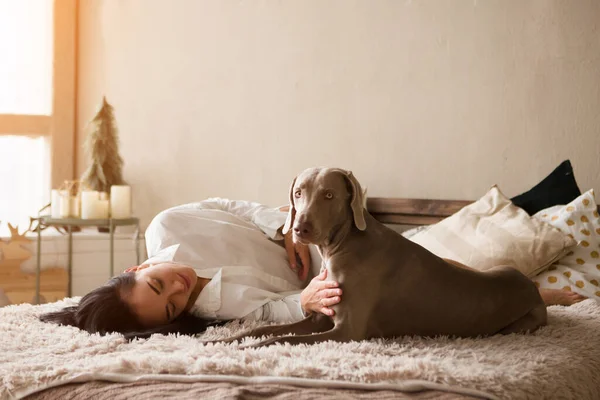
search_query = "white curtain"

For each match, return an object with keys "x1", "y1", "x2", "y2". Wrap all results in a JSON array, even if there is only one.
[
  {"x1": 0, "y1": 0, "x2": 54, "y2": 236},
  {"x1": 0, "y1": 136, "x2": 50, "y2": 236}
]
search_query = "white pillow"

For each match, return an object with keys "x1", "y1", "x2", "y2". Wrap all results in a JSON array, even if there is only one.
[
  {"x1": 409, "y1": 185, "x2": 576, "y2": 277},
  {"x1": 533, "y1": 189, "x2": 600, "y2": 299}
]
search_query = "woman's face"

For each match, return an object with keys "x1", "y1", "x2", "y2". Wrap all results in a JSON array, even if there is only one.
[{"x1": 124, "y1": 263, "x2": 198, "y2": 327}]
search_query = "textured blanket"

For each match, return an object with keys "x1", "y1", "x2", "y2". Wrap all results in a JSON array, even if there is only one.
[{"x1": 2, "y1": 298, "x2": 600, "y2": 400}]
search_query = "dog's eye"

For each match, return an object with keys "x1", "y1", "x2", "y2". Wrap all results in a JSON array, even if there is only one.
[
  {"x1": 325, "y1": 192, "x2": 333, "y2": 200},
  {"x1": 294, "y1": 190, "x2": 301, "y2": 198}
]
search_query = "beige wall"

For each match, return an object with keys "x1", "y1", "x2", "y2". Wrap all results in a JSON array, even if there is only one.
[{"x1": 77, "y1": 0, "x2": 600, "y2": 227}]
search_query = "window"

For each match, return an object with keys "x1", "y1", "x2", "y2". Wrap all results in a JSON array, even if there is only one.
[
  {"x1": 0, "y1": 0, "x2": 76, "y2": 234},
  {"x1": 0, "y1": 1, "x2": 53, "y2": 115},
  {"x1": 0, "y1": 136, "x2": 50, "y2": 230}
]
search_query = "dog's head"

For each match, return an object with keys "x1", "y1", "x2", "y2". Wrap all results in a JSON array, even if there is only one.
[{"x1": 282, "y1": 167, "x2": 367, "y2": 246}]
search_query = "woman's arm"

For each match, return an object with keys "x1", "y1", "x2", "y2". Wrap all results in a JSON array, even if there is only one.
[
  {"x1": 169, "y1": 198, "x2": 287, "y2": 240},
  {"x1": 174, "y1": 198, "x2": 311, "y2": 280},
  {"x1": 242, "y1": 293, "x2": 305, "y2": 323},
  {"x1": 282, "y1": 227, "x2": 311, "y2": 281},
  {"x1": 243, "y1": 269, "x2": 342, "y2": 323}
]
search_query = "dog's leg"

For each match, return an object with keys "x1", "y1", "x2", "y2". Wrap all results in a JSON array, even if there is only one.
[
  {"x1": 203, "y1": 314, "x2": 332, "y2": 345},
  {"x1": 243, "y1": 325, "x2": 347, "y2": 348},
  {"x1": 241, "y1": 314, "x2": 332, "y2": 338},
  {"x1": 497, "y1": 304, "x2": 548, "y2": 335}
]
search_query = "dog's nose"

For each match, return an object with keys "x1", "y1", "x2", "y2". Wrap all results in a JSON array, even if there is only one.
[{"x1": 294, "y1": 221, "x2": 313, "y2": 237}]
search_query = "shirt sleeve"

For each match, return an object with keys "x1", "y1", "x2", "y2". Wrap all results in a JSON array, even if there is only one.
[
  {"x1": 242, "y1": 291, "x2": 307, "y2": 323},
  {"x1": 170, "y1": 197, "x2": 287, "y2": 240}
]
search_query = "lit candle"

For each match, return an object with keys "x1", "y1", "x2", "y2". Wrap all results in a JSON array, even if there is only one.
[
  {"x1": 110, "y1": 185, "x2": 132, "y2": 219},
  {"x1": 81, "y1": 190, "x2": 99, "y2": 219}
]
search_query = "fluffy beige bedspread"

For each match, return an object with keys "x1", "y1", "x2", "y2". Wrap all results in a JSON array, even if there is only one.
[{"x1": 2, "y1": 298, "x2": 600, "y2": 400}]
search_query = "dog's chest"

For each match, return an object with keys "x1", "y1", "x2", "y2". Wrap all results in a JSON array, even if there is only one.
[
  {"x1": 322, "y1": 258, "x2": 352, "y2": 286},
  {"x1": 322, "y1": 259, "x2": 341, "y2": 281}
]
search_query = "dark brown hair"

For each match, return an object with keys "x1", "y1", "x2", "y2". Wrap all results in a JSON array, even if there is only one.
[{"x1": 40, "y1": 272, "x2": 219, "y2": 340}]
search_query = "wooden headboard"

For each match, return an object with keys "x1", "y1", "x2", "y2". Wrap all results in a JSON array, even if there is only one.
[
  {"x1": 367, "y1": 197, "x2": 472, "y2": 226},
  {"x1": 367, "y1": 197, "x2": 600, "y2": 227}
]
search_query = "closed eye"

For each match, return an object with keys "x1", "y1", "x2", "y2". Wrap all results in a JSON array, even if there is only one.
[
  {"x1": 147, "y1": 278, "x2": 164, "y2": 295},
  {"x1": 147, "y1": 282, "x2": 160, "y2": 295},
  {"x1": 148, "y1": 278, "x2": 175, "y2": 321},
  {"x1": 159, "y1": 281, "x2": 176, "y2": 321}
]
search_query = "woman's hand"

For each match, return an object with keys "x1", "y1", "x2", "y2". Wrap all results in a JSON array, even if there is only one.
[
  {"x1": 300, "y1": 269, "x2": 342, "y2": 317},
  {"x1": 284, "y1": 228, "x2": 311, "y2": 281}
]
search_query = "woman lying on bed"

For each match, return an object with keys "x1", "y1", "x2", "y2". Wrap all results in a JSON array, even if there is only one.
[
  {"x1": 41, "y1": 198, "x2": 339, "y2": 339},
  {"x1": 40, "y1": 198, "x2": 586, "y2": 339}
]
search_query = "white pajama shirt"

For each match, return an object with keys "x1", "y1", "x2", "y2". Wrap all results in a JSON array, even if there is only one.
[{"x1": 143, "y1": 198, "x2": 322, "y2": 323}]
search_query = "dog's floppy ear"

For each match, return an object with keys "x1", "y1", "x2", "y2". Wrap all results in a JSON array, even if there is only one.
[
  {"x1": 345, "y1": 171, "x2": 367, "y2": 231},
  {"x1": 282, "y1": 176, "x2": 297, "y2": 235}
]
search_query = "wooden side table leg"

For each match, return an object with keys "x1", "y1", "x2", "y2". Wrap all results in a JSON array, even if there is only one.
[
  {"x1": 68, "y1": 225, "x2": 73, "y2": 297},
  {"x1": 36, "y1": 222, "x2": 42, "y2": 304}
]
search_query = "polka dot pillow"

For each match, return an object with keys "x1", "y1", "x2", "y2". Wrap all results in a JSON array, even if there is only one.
[{"x1": 533, "y1": 189, "x2": 600, "y2": 299}]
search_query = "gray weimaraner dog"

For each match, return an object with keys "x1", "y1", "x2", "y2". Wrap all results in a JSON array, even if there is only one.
[{"x1": 212, "y1": 167, "x2": 547, "y2": 347}]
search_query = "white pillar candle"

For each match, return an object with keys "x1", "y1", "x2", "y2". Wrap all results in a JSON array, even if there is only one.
[
  {"x1": 59, "y1": 193, "x2": 71, "y2": 218},
  {"x1": 81, "y1": 190, "x2": 100, "y2": 219},
  {"x1": 110, "y1": 185, "x2": 132, "y2": 219},
  {"x1": 51, "y1": 190, "x2": 63, "y2": 218},
  {"x1": 96, "y1": 199, "x2": 110, "y2": 219},
  {"x1": 99, "y1": 192, "x2": 108, "y2": 201},
  {"x1": 70, "y1": 196, "x2": 81, "y2": 218}
]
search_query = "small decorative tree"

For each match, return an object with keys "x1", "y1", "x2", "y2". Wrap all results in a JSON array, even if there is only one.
[{"x1": 80, "y1": 97, "x2": 126, "y2": 193}]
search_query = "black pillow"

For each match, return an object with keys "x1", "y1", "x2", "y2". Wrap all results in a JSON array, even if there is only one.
[{"x1": 511, "y1": 160, "x2": 581, "y2": 215}]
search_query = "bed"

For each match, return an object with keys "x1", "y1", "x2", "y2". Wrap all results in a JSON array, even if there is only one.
[{"x1": 3, "y1": 194, "x2": 600, "y2": 400}]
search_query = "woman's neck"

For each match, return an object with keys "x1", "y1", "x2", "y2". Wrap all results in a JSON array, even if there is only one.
[{"x1": 184, "y1": 276, "x2": 211, "y2": 311}]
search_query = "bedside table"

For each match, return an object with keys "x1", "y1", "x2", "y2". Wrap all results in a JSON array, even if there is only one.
[{"x1": 32, "y1": 216, "x2": 141, "y2": 304}]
